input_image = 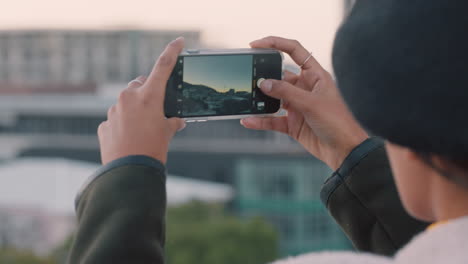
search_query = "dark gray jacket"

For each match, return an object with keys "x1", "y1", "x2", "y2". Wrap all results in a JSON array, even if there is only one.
[
  {"x1": 67, "y1": 138, "x2": 429, "y2": 263},
  {"x1": 320, "y1": 137, "x2": 429, "y2": 256}
]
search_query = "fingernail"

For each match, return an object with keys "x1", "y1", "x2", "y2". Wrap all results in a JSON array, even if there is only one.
[
  {"x1": 241, "y1": 117, "x2": 254, "y2": 126},
  {"x1": 178, "y1": 122, "x2": 186, "y2": 132},
  {"x1": 172, "y1": 36, "x2": 184, "y2": 43},
  {"x1": 240, "y1": 119, "x2": 250, "y2": 126},
  {"x1": 260, "y1": 80, "x2": 273, "y2": 93}
]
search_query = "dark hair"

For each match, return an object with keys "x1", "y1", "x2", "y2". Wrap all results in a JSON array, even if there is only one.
[{"x1": 418, "y1": 152, "x2": 468, "y2": 188}]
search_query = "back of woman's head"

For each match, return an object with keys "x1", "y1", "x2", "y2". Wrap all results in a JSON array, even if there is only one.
[{"x1": 333, "y1": 0, "x2": 468, "y2": 186}]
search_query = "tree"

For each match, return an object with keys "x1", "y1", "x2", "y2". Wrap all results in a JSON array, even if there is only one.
[
  {"x1": 49, "y1": 235, "x2": 74, "y2": 264},
  {"x1": 166, "y1": 201, "x2": 279, "y2": 264},
  {"x1": 52, "y1": 201, "x2": 279, "y2": 264},
  {"x1": 0, "y1": 248, "x2": 54, "y2": 264}
]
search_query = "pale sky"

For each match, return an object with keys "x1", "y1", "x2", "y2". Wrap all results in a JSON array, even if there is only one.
[
  {"x1": 184, "y1": 55, "x2": 252, "y2": 93},
  {"x1": 0, "y1": 0, "x2": 344, "y2": 71}
]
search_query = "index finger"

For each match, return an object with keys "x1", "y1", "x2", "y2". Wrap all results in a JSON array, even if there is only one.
[
  {"x1": 143, "y1": 37, "x2": 185, "y2": 100},
  {"x1": 250, "y1": 36, "x2": 322, "y2": 71}
]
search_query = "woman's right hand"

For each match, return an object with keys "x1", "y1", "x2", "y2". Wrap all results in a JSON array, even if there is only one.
[{"x1": 241, "y1": 36, "x2": 369, "y2": 170}]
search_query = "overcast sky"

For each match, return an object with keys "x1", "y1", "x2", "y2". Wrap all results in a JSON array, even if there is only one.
[
  {"x1": 184, "y1": 55, "x2": 252, "y2": 93},
  {"x1": 0, "y1": 0, "x2": 343, "y2": 71}
]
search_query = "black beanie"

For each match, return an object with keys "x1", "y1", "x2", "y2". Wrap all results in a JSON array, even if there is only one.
[{"x1": 333, "y1": 0, "x2": 468, "y2": 159}]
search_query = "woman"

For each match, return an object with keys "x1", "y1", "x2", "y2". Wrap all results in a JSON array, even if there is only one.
[{"x1": 67, "y1": 1, "x2": 468, "y2": 263}]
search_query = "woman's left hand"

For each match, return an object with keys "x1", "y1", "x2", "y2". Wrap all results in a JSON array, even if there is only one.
[{"x1": 242, "y1": 36, "x2": 368, "y2": 170}]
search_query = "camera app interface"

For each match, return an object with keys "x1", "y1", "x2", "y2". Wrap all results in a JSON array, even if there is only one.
[{"x1": 175, "y1": 55, "x2": 256, "y2": 117}]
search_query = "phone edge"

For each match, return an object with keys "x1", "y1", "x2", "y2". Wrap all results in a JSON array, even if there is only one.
[{"x1": 182, "y1": 108, "x2": 285, "y2": 122}]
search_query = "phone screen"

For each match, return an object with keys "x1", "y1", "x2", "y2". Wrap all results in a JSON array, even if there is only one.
[{"x1": 165, "y1": 52, "x2": 282, "y2": 118}]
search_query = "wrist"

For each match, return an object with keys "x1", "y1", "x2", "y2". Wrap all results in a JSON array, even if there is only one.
[
  {"x1": 102, "y1": 149, "x2": 168, "y2": 166},
  {"x1": 327, "y1": 135, "x2": 369, "y2": 171}
]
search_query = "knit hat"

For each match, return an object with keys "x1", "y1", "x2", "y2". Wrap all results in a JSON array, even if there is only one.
[{"x1": 333, "y1": 0, "x2": 468, "y2": 159}]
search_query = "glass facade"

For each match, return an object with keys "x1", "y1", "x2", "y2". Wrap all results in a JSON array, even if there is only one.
[
  {"x1": 0, "y1": 115, "x2": 104, "y2": 135},
  {"x1": 235, "y1": 158, "x2": 352, "y2": 255},
  {"x1": 0, "y1": 30, "x2": 200, "y2": 87}
]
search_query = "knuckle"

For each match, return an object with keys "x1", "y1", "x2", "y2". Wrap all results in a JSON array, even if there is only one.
[
  {"x1": 268, "y1": 37, "x2": 278, "y2": 48},
  {"x1": 137, "y1": 89, "x2": 155, "y2": 107},
  {"x1": 140, "y1": 95, "x2": 152, "y2": 107},
  {"x1": 292, "y1": 39, "x2": 301, "y2": 46},
  {"x1": 107, "y1": 105, "x2": 116, "y2": 118},
  {"x1": 316, "y1": 69, "x2": 331, "y2": 81},
  {"x1": 118, "y1": 89, "x2": 133, "y2": 103},
  {"x1": 137, "y1": 75, "x2": 147, "y2": 83},
  {"x1": 157, "y1": 53, "x2": 173, "y2": 67},
  {"x1": 272, "y1": 80, "x2": 286, "y2": 92},
  {"x1": 97, "y1": 122, "x2": 107, "y2": 136},
  {"x1": 323, "y1": 70, "x2": 333, "y2": 80},
  {"x1": 263, "y1": 118, "x2": 274, "y2": 130},
  {"x1": 118, "y1": 90, "x2": 127, "y2": 102}
]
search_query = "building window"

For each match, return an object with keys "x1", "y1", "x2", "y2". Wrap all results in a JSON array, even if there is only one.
[
  {"x1": 0, "y1": 37, "x2": 7, "y2": 61},
  {"x1": 303, "y1": 213, "x2": 330, "y2": 239},
  {"x1": 256, "y1": 173, "x2": 294, "y2": 199},
  {"x1": 107, "y1": 34, "x2": 121, "y2": 81}
]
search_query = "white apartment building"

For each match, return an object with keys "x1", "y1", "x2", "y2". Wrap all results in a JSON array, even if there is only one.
[{"x1": 0, "y1": 29, "x2": 200, "y2": 90}]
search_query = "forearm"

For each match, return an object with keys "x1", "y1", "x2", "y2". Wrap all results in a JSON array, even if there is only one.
[
  {"x1": 321, "y1": 138, "x2": 429, "y2": 256},
  {"x1": 67, "y1": 156, "x2": 167, "y2": 264}
]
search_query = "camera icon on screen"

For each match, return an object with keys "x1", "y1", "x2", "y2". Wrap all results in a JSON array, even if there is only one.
[{"x1": 257, "y1": 101, "x2": 265, "y2": 111}]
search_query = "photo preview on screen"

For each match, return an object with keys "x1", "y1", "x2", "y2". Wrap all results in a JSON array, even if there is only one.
[
  {"x1": 165, "y1": 50, "x2": 282, "y2": 119},
  {"x1": 180, "y1": 55, "x2": 254, "y2": 117}
]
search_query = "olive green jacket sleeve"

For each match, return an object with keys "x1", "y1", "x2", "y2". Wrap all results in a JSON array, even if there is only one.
[
  {"x1": 320, "y1": 138, "x2": 430, "y2": 256},
  {"x1": 67, "y1": 156, "x2": 167, "y2": 264}
]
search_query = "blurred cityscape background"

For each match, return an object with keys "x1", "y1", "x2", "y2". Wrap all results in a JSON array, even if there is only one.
[{"x1": 0, "y1": 1, "x2": 356, "y2": 263}]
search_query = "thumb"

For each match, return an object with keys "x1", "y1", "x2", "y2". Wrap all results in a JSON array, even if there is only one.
[
  {"x1": 167, "y1": 118, "x2": 186, "y2": 134},
  {"x1": 259, "y1": 79, "x2": 311, "y2": 112}
]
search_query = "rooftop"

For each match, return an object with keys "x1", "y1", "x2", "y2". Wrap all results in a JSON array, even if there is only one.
[{"x1": 0, "y1": 158, "x2": 233, "y2": 215}]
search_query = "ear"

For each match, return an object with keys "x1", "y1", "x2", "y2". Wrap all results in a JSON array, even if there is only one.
[
  {"x1": 387, "y1": 142, "x2": 422, "y2": 161},
  {"x1": 425, "y1": 154, "x2": 468, "y2": 188},
  {"x1": 388, "y1": 142, "x2": 433, "y2": 169},
  {"x1": 406, "y1": 148, "x2": 421, "y2": 161},
  {"x1": 385, "y1": 142, "x2": 437, "y2": 221}
]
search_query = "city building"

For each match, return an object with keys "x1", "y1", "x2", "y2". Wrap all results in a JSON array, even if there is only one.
[
  {"x1": 0, "y1": 93, "x2": 351, "y2": 255},
  {"x1": 0, "y1": 29, "x2": 200, "y2": 93},
  {"x1": 0, "y1": 28, "x2": 351, "y2": 256},
  {"x1": 234, "y1": 158, "x2": 351, "y2": 255},
  {"x1": 0, "y1": 157, "x2": 233, "y2": 255}
]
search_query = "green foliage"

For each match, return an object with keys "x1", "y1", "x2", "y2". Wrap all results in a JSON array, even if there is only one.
[
  {"x1": 166, "y1": 201, "x2": 279, "y2": 264},
  {"x1": 0, "y1": 248, "x2": 55, "y2": 264},
  {"x1": 49, "y1": 235, "x2": 74, "y2": 264},
  {"x1": 1, "y1": 202, "x2": 279, "y2": 264}
]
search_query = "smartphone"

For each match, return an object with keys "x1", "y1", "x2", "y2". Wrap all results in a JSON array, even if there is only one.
[{"x1": 164, "y1": 49, "x2": 283, "y2": 122}]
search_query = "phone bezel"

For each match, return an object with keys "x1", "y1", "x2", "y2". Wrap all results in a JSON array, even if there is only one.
[{"x1": 165, "y1": 48, "x2": 284, "y2": 122}]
